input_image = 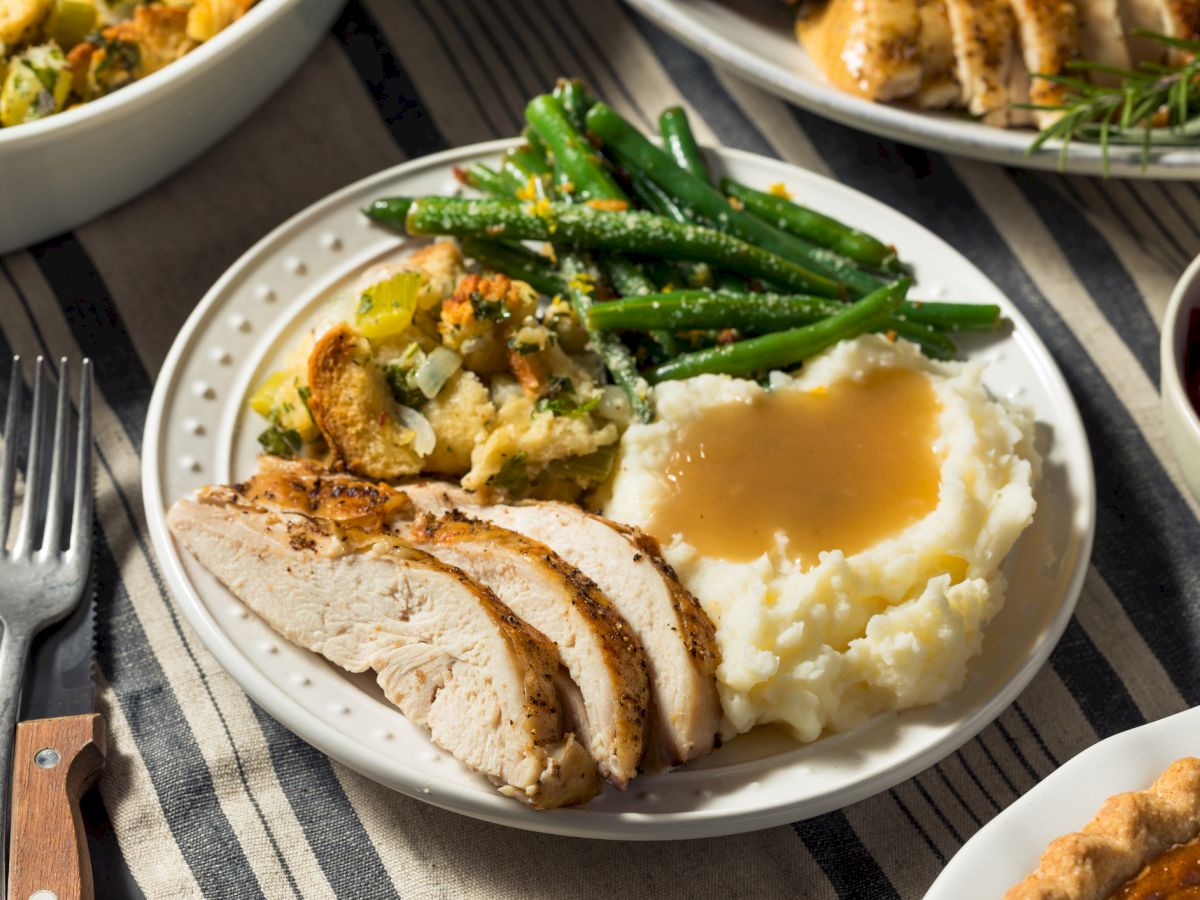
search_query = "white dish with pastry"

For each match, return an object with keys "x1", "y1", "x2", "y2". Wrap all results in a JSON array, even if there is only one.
[
  {"x1": 143, "y1": 136, "x2": 1094, "y2": 838},
  {"x1": 928, "y1": 707, "x2": 1200, "y2": 898}
]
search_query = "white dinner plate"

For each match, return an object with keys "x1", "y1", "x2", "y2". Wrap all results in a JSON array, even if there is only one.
[
  {"x1": 626, "y1": 0, "x2": 1200, "y2": 180},
  {"x1": 927, "y1": 706, "x2": 1200, "y2": 897},
  {"x1": 143, "y1": 140, "x2": 1095, "y2": 840}
]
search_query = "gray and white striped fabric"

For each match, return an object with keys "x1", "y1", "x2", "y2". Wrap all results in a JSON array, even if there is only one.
[{"x1": 2, "y1": 1, "x2": 1197, "y2": 896}]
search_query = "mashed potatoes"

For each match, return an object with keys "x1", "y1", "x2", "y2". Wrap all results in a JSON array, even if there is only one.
[{"x1": 600, "y1": 335, "x2": 1039, "y2": 741}]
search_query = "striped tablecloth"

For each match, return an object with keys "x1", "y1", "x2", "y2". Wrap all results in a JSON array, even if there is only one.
[{"x1": 3, "y1": 1, "x2": 1198, "y2": 896}]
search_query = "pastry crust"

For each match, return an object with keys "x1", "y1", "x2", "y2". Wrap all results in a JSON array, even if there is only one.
[{"x1": 1007, "y1": 757, "x2": 1200, "y2": 899}]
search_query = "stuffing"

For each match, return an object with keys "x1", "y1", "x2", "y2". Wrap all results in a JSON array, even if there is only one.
[
  {"x1": 0, "y1": 0, "x2": 52, "y2": 47},
  {"x1": 102, "y1": 4, "x2": 193, "y2": 75},
  {"x1": 359, "y1": 241, "x2": 467, "y2": 315},
  {"x1": 257, "y1": 245, "x2": 625, "y2": 499},
  {"x1": 185, "y1": 0, "x2": 254, "y2": 41},
  {"x1": 464, "y1": 391, "x2": 619, "y2": 492},
  {"x1": 421, "y1": 370, "x2": 495, "y2": 475},
  {"x1": 69, "y1": 4, "x2": 194, "y2": 98},
  {"x1": 400, "y1": 241, "x2": 468, "y2": 307},
  {"x1": 307, "y1": 324, "x2": 424, "y2": 480},
  {"x1": 438, "y1": 273, "x2": 538, "y2": 375},
  {"x1": 2, "y1": 0, "x2": 249, "y2": 128},
  {"x1": 1, "y1": 43, "x2": 70, "y2": 126}
]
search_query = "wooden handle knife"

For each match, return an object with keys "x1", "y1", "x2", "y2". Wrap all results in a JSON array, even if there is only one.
[{"x1": 8, "y1": 714, "x2": 106, "y2": 900}]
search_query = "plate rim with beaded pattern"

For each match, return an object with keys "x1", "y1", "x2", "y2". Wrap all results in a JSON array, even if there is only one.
[{"x1": 142, "y1": 139, "x2": 1095, "y2": 840}]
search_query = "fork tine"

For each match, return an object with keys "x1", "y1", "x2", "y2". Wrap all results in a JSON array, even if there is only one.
[
  {"x1": 39, "y1": 358, "x2": 71, "y2": 556},
  {"x1": 68, "y1": 358, "x2": 93, "y2": 555},
  {"x1": 12, "y1": 357, "x2": 47, "y2": 557},
  {"x1": 0, "y1": 355, "x2": 21, "y2": 548}
]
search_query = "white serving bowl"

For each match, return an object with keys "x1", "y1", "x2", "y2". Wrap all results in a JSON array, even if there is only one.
[
  {"x1": 0, "y1": 0, "x2": 343, "y2": 254},
  {"x1": 1162, "y1": 254, "x2": 1200, "y2": 505}
]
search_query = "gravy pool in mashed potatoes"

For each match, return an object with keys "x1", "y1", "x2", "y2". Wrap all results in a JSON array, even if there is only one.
[{"x1": 599, "y1": 335, "x2": 1039, "y2": 741}]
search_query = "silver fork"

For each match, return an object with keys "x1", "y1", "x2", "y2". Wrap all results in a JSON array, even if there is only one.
[{"x1": 0, "y1": 355, "x2": 94, "y2": 890}]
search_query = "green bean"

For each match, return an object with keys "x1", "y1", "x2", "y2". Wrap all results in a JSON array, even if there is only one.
[
  {"x1": 590, "y1": 290, "x2": 964, "y2": 362},
  {"x1": 659, "y1": 106, "x2": 710, "y2": 182},
  {"x1": 628, "y1": 171, "x2": 689, "y2": 222},
  {"x1": 458, "y1": 238, "x2": 565, "y2": 297},
  {"x1": 523, "y1": 127, "x2": 550, "y2": 162},
  {"x1": 525, "y1": 96, "x2": 652, "y2": 409},
  {"x1": 899, "y1": 300, "x2": 1002, "y2": 331},
  {"x1": 645, "y1": 281, "x2": 908, "y2": 382},
  {"x1": 600, "y1": 256, "x2": 655, "y2": 296},
  {"x1": 586, "y1": 102, "x2": 882, "y2": 297},
  {"x1": 587, "y1": 289, "x2": 959, "y2": 359},
  {"x1": 527, "y1": 94, "x2": 625, "y2": 202},
  {"x1": 501, "y1": 145, "x2": 554, "y2": 200},
  {"x1": 589, "y1": 290, "x2": 840, "y2": 332},
  {"x1": 587, "y1": 289, "x2": 999, "y2": 334},
  {"x1": 460, "y1": 163, "x2": 517, "y2": 198},
  {"x1": 720, "y1": 179, "x2": 899, "y2": 273},
  {"x1": 365, "y1": 197, "x2": 844, "y2": 298},
  {"x1": 553, "y1": 77, "x2": 596, "y2": 134},
  {"x1": 623, "y1": 173, "x2": 714, "y2": 287},
  {"x1": 886, "y1": 319, "x2": 957, "y2": 360},
  {"x1": 627, "y1": 186, "x2": 751, "y2": 289},
  {"x1": 598, "y1": 257, "x2": 680, "y2": 355},
  {"x1": 559, "y1": 254, "x2": 654, "y2": 422}
]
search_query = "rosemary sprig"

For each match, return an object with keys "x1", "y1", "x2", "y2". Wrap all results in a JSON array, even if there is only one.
[{"x1": 1021, "y1": 30, "x2": 1200, "y2": 174}]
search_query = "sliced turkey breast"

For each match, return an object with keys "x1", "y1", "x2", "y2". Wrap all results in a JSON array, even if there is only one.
[
  {"x1": 796, "y1": 0, "x2": 924, "y2": 101},
  {"x1": 915, "y1": 0, "x2": 964, "y2": 108},
  {"x1": 1002, "y1": 61, "x2": 1038, "y2": 127},
  {"x1": 1115, "y1": 0, "x2": 1182, "y2": 62},
  {"x1": 400, "y1": 481, "x2": 722, "y2": 773},
  {"x1": 408, "y1": 511, "x2": 649, "y2": 789},
  {"x1": 1009, "y1": 0, "x2": 1081, "y2": 126},
  {"x1": 944, "y1": 0, "x2": 1017, "y2": 122},
  {"x1": 233, "y1": 460, "x2": 413, "y2": 528},
  {"x1": 1074, "y1": 0, "x2": 1131, "y2": 85},
  {"x1": 167, "y1": 487, "x2": 600, "y2": 809}
]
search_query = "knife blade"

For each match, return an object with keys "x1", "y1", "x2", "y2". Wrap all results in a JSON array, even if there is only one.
[{"x1": 9, "y1": 584, "x2": 106, "y2": 900}]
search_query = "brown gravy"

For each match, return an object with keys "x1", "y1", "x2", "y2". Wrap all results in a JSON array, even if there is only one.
[
  {"x1": 649, "y1": 368, "x2": 942, "y2": 565},
  {"x1": 797, "y1": 0, "x2": 874, "y2": 99},
  {"x1": 796, "y1": 0, "x2": 922, "y2": 102}
]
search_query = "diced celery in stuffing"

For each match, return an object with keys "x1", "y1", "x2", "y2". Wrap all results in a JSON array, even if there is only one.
[
  {"x1": 249, "y1": 371, "x2": 287, "y2": 417},
  {"x1": 249, "y1": 370, "x2": 319, "y2": 442},
  {"x1": 0, "y1": 45, "x2": 69, "y2": 127},
  {"x1": 47, "y1": 0, "x2": 99, "y2": 49},
  {"x1": 541, "y1": 445, "x2": 617, "y2": 485},
  {"x1": 355, "y1": 271, "x2": 421, "y2": 339}
]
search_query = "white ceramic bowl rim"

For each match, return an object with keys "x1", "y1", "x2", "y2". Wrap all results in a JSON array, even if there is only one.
[
  {"x1": 0, "y1": 0, "x2": 295, "y2": 147},
  {"x1": 1162, "y1": 255, "x2": 1200, "y2": 446}
]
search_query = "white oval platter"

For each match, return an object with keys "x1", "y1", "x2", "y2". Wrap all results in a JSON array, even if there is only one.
[
  {"x1": 143, "y1": 140, "x2": 1095, "y2": 840},
  {"x1": 927, "y1": 706, "x2": 1200, "y2": 897},
  {"x1": 626, "y1": 0, "x2": 1200, "y2": 180}
]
